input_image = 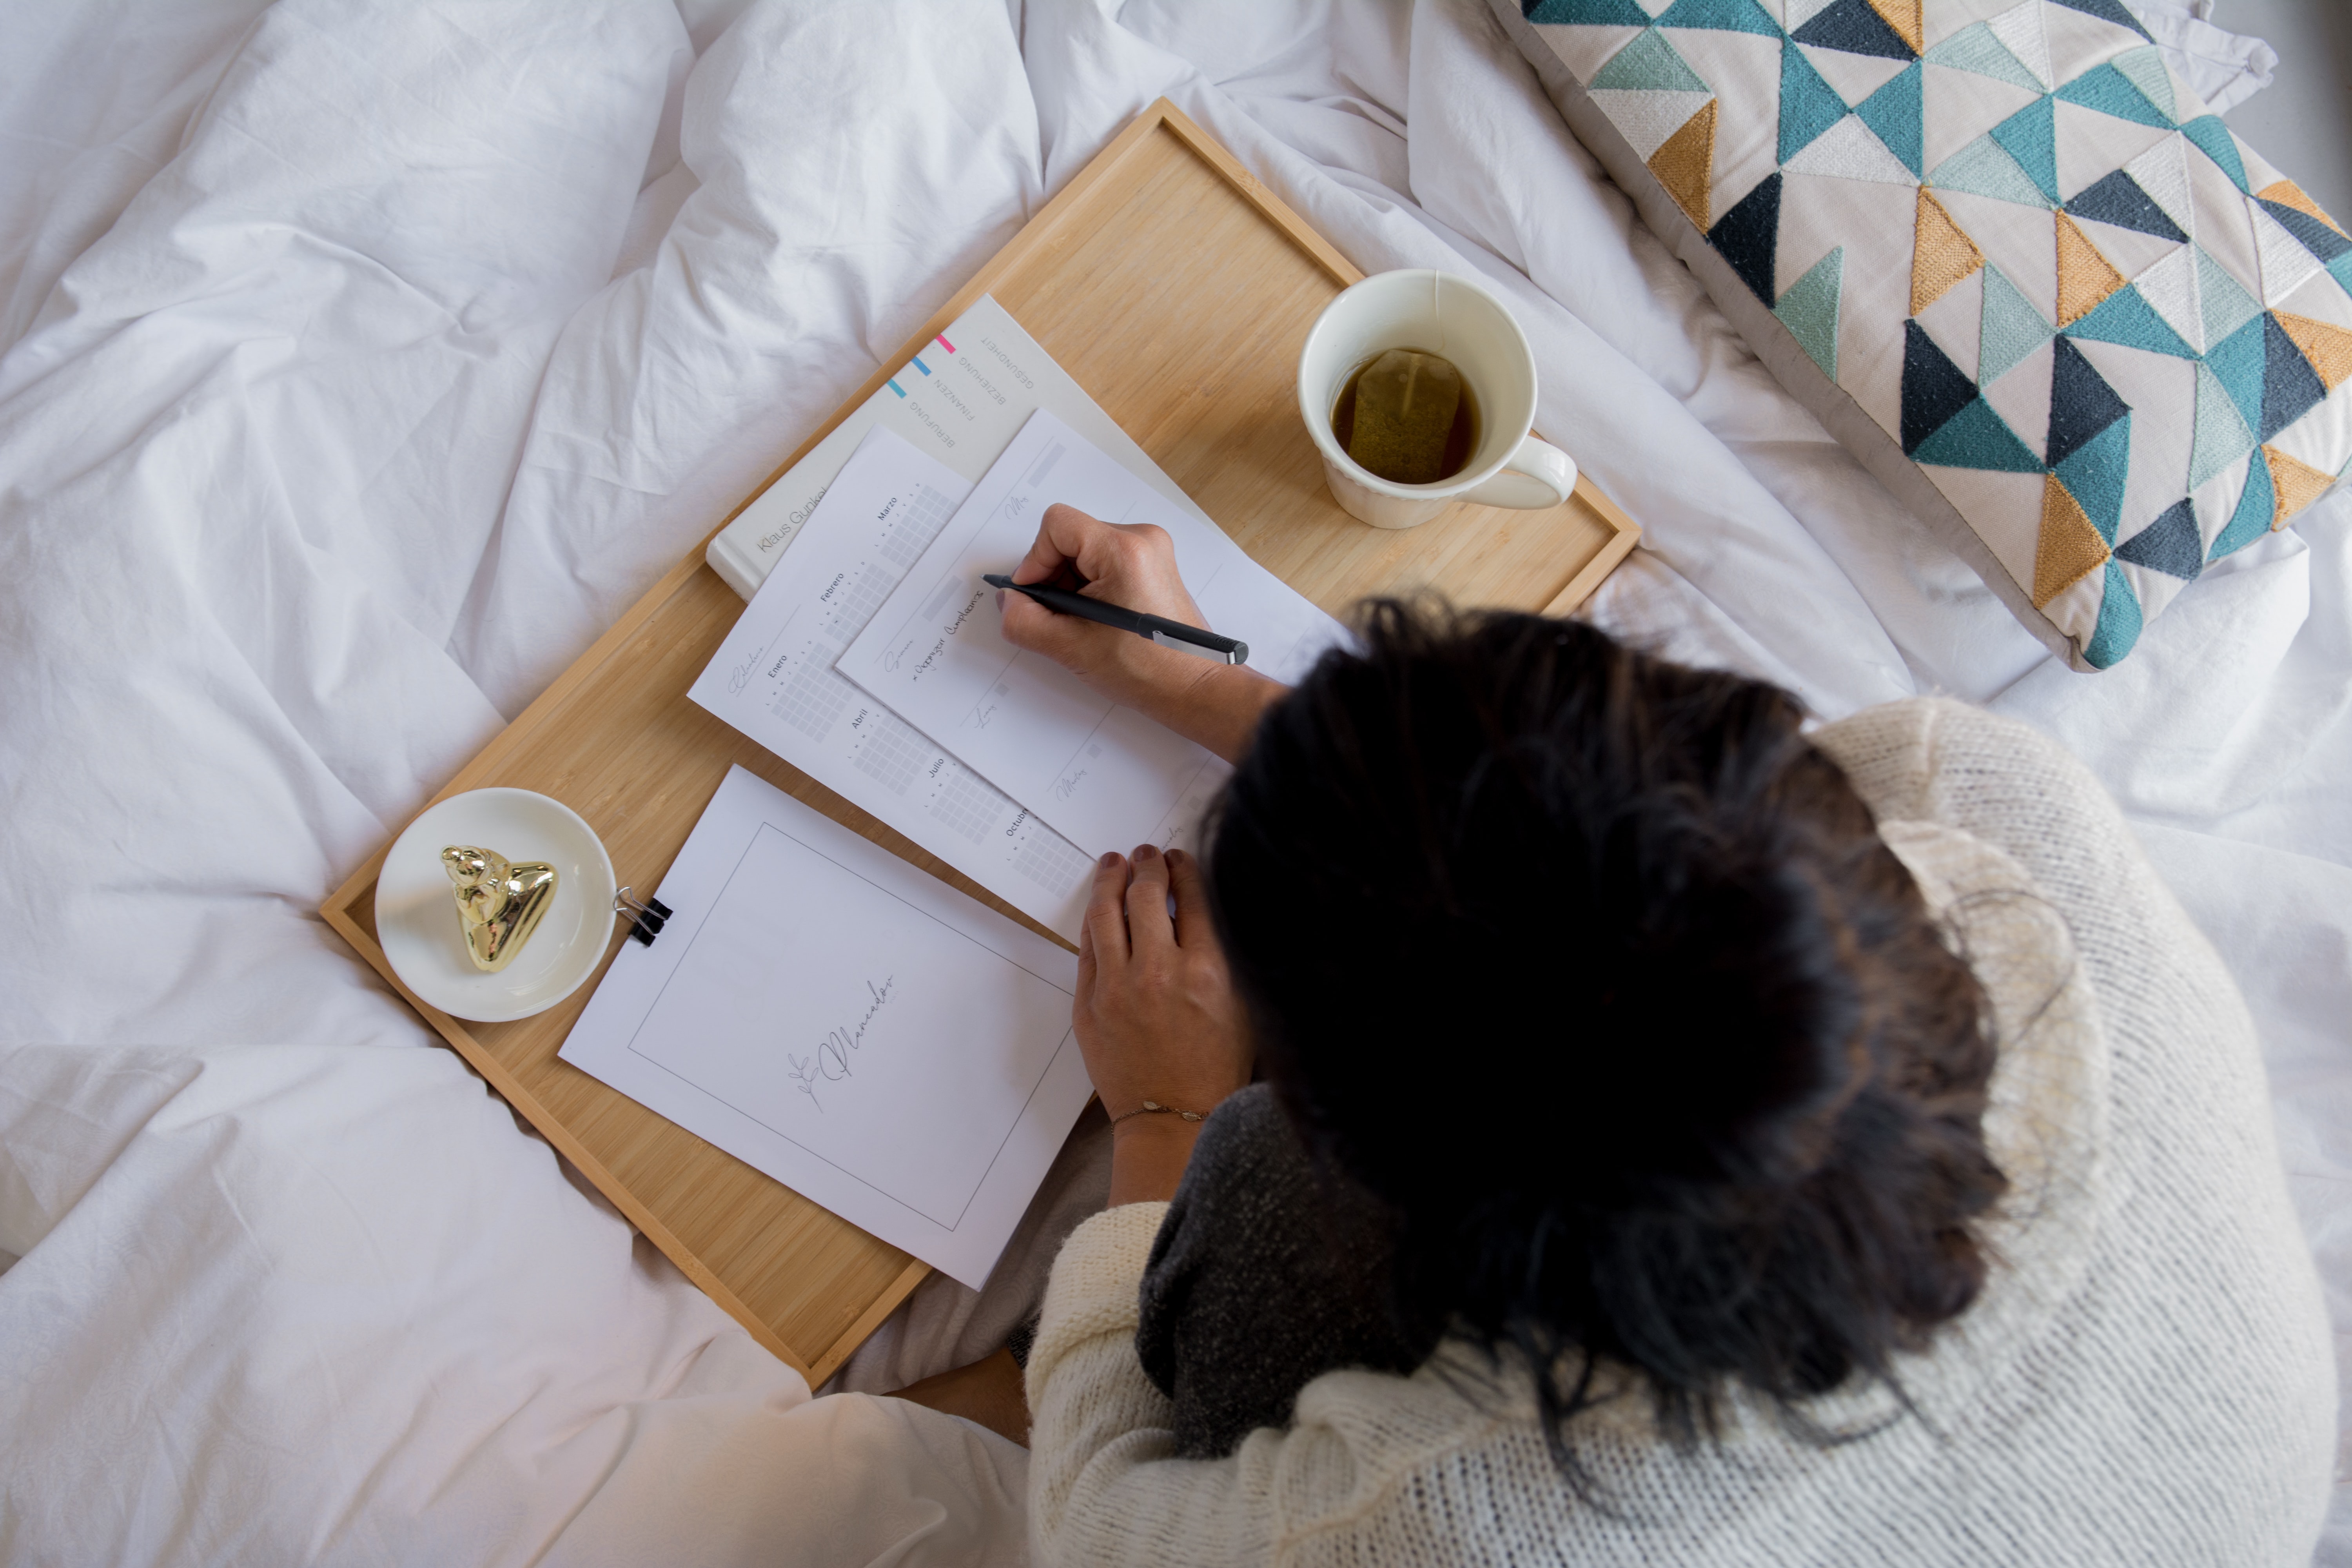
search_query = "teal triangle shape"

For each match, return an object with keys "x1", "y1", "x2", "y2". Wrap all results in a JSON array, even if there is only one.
[
  {"x1": 2330, "y1": 252, "x2": 2352, "y2": 296},
  {"x1": 1527, "y1": 0, "x2": 1654, "y2": 21},
  {"x1": 2180, "y1": 115, "x2": 2250, "y2": 192},
  {"x1": 2205, "y1": 313, "x2": 2270, "y2": 434},
  {"x1": 1857, "y1": 62, "x2": 1923, "y2": 176},
  {"x1": 2054, "y1": 413, "x2": 2132, "y2": 542},
  {"x1": 2067, "y1": 285, "x2": 2197, "y2": 358},
  {"x1": 2082, "y1": 560, "x2": 2143, "y2": 668},
  {"x1": 1592, "y1": 27, "x2": 1712, "y2": 90},
  {"x1": 1989, "y1": 97, "x2": 2061, "y2": 203},
  {"x1": 2196, "y1": 245, "x2": 2262, "y2": 347},
  {"x1": 2208, "y1": 451, "x2": 2272, "y2": 559},
  {"x1": 2110, "y1": 45, "x2": 2176, "y2": 122},
  {"x1": 1923, "y1": 22, "x2": 2042, "y2": 93},
  {"x1": 1913, "y1": 397, "x2": 2044, "y2": 472},
  {"x1": 2056, "y1": 63, "x2": 2171, "y2": 129},
  {"x1": 1780, "y1": 38, "x2": 1852, "y2": 163},
  {"x1": 2187, "y1": 360, "x2": 2257, "y2": 490},
  {"x1": 1979, "y1": 263, "x2": 2056, "y2": 385},
  {"x1": 1930, "y1": 133, "x2": 2050, "y2": 207},
  {"x1": 1774, "y1": 247, "x2": 1845, "y2": 380},
  {"x1": 1653, "y1": 0, "x2": 1780, "y2": 35}
]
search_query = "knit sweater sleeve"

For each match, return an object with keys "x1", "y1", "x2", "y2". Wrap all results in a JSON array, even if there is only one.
[{"x1": 1025, "y1": 1203, "x2": 1383, "y2": 1567}]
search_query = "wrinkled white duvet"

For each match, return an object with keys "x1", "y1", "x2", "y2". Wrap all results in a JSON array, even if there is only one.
[{"x1": 0, "y1": 2, "x2": 2343, "y2": 1563}]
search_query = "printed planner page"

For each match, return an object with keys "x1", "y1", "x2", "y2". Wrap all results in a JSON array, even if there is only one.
[
  {"x1": 835, "y1": 411, "x2": 1346, "y2": 857},
  {"x1": 689, "y1": 425, "x2": 1099, "y2": 940},
  {"x1": 559, "y1": 766, "x2": 1091, "y2": 1290}
]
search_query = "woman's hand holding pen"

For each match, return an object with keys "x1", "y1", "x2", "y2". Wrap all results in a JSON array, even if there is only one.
[{"x1": 998, "y1": 504, "x2": 1286, "y2": 764}]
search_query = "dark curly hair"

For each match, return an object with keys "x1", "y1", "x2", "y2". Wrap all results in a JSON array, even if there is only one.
[{"x1": 1205, "y1": 603, "x2": 2007, "y2": 1471}]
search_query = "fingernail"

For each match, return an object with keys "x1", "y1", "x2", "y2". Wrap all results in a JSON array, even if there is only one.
[
  {"x1": 1099, "y1": 851, "x2": 1120, "y2": 868},
  {"x1": 994, "y1": 589, "x2": 1005, "y2": 610},
  {"x1": 1133, "y1": 844, "x2": 1158, "y2": 861}
]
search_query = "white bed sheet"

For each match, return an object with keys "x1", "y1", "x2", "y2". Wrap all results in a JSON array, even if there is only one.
[{"x1": 0, "y1": 1, "x2": 2341, "y2": 1563}]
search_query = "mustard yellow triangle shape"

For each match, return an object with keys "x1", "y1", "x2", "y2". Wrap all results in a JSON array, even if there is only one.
[
  {"x1": 2034, "y1": 474, "x2": 2111, "y2": 606},
  {"x1": 2265, "y1": 446, "x2": 2338, "y2": 529},
  {"x1": 1912, "y1": 189, "x2": 1985, "y2": 317},
  {"x1": 2055, "y1": 212, "x2": 2126, "y2": 328},
  {"x1": 1649, "y1": 98, "x2": 1717, "y2": 232},
  {"x1": 2272, "y1": 311, "x2": 2352, "y2": 394}
]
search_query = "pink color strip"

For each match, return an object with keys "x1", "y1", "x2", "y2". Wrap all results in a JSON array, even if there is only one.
[{"x1": 935, "y1": 334, "x2": 957, "y2": 354}]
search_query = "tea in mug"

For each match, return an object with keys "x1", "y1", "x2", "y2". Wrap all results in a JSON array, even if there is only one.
[{"x1": 1330, "y1": 348, "x2": 1479, "y2": 485}]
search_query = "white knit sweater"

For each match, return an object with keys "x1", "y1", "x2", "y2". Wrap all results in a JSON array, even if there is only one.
[{"x1": 1024, "y1": 699, "x2": 2335, "y2": 1566}]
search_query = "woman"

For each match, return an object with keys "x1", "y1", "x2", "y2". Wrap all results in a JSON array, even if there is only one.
[{"x1": 898, "y1": 505, "x2": 2334, "y2": 1564}]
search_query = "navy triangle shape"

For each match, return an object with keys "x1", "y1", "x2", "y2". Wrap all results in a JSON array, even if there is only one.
[
  {"x1": 2258, "y1": 200, "x2": 2352, "y2": 263},
  {"x1": 2048, "y1": 0, "x2": 2153, "y2": 42},
  {"x1": 2114, "y1": 498, "x2": 2203, "y2": 579},
  {"x1": 2259, "y1": 314, "x2": 2327, "y2": 441},
  {"x1": 1792, "y1": 0, "x2": 1915, "y2": 60},
  {"x1": 2047, "y1": 337, "x2": 2130, "y2": 468},
  {"x1": 1901, "y1": 321, "x2": 1978, "y2": 455},
  {"x1": 1709, "y1": 174, "x2": 1782, "y2": 305},
  {"x1": 2065, "y1": 170, "x2": 2187, "y2": 243}
]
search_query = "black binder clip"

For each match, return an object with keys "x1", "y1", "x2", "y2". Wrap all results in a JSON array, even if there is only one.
[{"x1": 613, "y1": 886, "x2": 672, "y2": 947}]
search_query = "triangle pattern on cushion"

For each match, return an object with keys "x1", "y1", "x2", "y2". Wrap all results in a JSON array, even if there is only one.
[
  {"x1": 2055, "y1": 413, "x2": 2132, "y2": 541},
  {"x1": 1980, "y1": 262, "x2": 2056, "y2": 384},
  {"x1": 1913, "y1": 396, "x2": 2044, "y2": 471},
  {"x1": 2250, "y1": 201, "x2": 2324, "y2": 303},
  {"x1": 2122, "y1": 135, "x2": 2196, "y2": 242},
  {"x1": 1902, "y1": 318, "x2": 1979, "y2": 452},
  {"x1": 1709, "y1": 172, "x2": 1783, "y2": 302},
  {"x1": 2067, "y1": 285, "x2": 2196, "y2": 358},
  {"x1": 1653, "y1": 0, "x2": 1781, "y2": 34},
  {"x1": 2187, "y1": 360, "x2": 2258, "y2": 490},
  {"x1": 1784, "y1": 114, "x2": 1919, "y2": 183},
  {"x1": 2033, "y1": 473, "x2": 2111, "y2": 605},
  {"x1": 2114, "y1": 497, "x2": 2202, "y2": 579},
  {"x1": 1593, "y1": 27, "x2": 1714, "y2": 90},
  {"x1": 2109, "y1": 45, "x2": 2177, "y2": 122},
  {"x1": 1864, "y1": 0, "x2": 1922, "y2": 54},
  {"x1": 2048, "y1": 0, "x2": 2153, "y2": 44},
  {"x1": 2197, "y1": 247, "x2": 2263, "y2": 350},
  {"x1": 1775, "y1": 247, "x2": 1846, "y2": 378},
  {"x1": 2179, "y1": 114, "x2": 2250, "y2": 194},
  {"x1": 1922, "y1": 22, "x2": 2042, "y2": 93},
  {"x1": 1780, "y1": 39, "x2": 1852, "y2": 162},
  {"x1": 2258, "y1": 313, "x2": 2327, "y2": 441},
  {"x1": 1857, "y1": 61, "x2": 1924, "y2": 174},
  {"x1": 2045, "y1": 334, "x2": 2128, "y2": 467},
  {"x1": 2064, "y1": 169, "x2": 2187, "y2": 242},
  {"x1": 2265, "y1": 445, "x2": 2339, "y2": 528},
  {"x1": 2082, "y1": 560, "x2": 2144, "y2": 668},
  {"x1": 1527, "y1": 0, "x2": 1655, "y2": 20},
  {"x1": 1990, "y1": 96, "x2": 2060, "y2": 203},
  {"x1": 1649, "y1": 99, "x2": 1719, "y2": 225},
  {"x1": 2207, "y1": 448, "x2": 2272, "y2": 559},
  {"x1": 1986, "y1": 0, "x2": 2054, "y2": 90},
  {"x1": 2205, "y1": 311, "x2": 2270, "y2": 432},
  {"x1": 1912, "y1": 188, "x2": 1984, "y2": 314},
  {"x1": 2256, "y1": 179, "x2": 2348, "y2": 237},
  {"x1": 1593, "y1": 87, "x2": 1718, "y2": 157},
  {"x1": 2129, "y1": 245, "x2": 2202, "y2": 352},
  {"x1": 1791, "y1": 0, "x2": 1915, "y2": 59},
  {"x1": 2055, "y1": 211, "x2": 2126, "y2": 326},
  {"x1": 2055, "y1": 63, "x2": 2171, "y2": 130},
  {"x1": 2274, "y1": 311, "x2": 2352, "y2": 393},
  {"x1": 2258, "y1": 200, "x2": 2352, "y2": 265},
  {"x1": 1930, "y1": 134, "x2": 2051, "y2": 207}
]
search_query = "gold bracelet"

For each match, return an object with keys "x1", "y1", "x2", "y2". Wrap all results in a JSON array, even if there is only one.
[{"x1": 1109, "y1": 1099, "x2": 1207, "y2": 1126}]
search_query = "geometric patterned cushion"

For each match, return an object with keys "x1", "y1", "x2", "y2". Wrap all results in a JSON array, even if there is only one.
[{"x1": 1490, "y1": 0, "x2": 2352, "y2": 668}]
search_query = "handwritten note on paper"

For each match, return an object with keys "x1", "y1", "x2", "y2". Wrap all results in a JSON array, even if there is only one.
[
  {"x1": 836, "y1": 411, "x2": 1349, "y2": 857},
  {"x1": 690, "y1": 425, "x2": 1101, "y2": 942},
  {"x1": 558, "y1": 766, "x2": 1093, "y2": 1287}
]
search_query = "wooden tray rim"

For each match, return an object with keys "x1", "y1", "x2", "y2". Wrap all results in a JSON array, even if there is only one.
[{"x1": 320, "y1": 98, "x2": 1639, "y2": 1384}]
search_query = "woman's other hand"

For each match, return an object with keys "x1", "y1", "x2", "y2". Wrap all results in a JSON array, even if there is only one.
[
  {"x1": 1076, "y1": 844, "x2": 1251, "y2": 1205},
  {"x1": 1000, "y1": 503, "x2": 1287, "y2": 764}
]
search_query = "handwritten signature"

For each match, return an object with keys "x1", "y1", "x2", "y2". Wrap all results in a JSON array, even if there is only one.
[{"x1": 787, "y1": 976, "x2": 897, "y2": 1111}]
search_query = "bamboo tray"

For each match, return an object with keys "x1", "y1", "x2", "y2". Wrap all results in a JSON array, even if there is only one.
[{"x1": 322, "y1": 99, "x2": 1640, "y2": 1385}]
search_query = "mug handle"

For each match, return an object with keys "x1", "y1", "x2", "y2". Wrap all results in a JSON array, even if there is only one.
[{"x1": 1459, "y1": 437, "x2": 1577, "y2": 511}]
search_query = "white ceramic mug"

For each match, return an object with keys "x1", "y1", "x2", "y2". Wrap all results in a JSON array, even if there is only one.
[{"x1": 1298, "y1": 269, "x2": 1577, "y2": 530}]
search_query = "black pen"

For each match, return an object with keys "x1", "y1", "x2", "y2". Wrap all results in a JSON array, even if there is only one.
[{"x1": 983, "y1": 574, "x2": 1249, "y2": 666}]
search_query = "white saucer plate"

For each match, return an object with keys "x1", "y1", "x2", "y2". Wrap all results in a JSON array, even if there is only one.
[{"x1": 377, "y1": 788, "x2": 618, "y2": 1023}]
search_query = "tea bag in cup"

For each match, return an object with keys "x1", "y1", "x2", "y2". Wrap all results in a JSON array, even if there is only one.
[{"x1": 1347, "y1": 349, "x2": 1463, "y2": 485}]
